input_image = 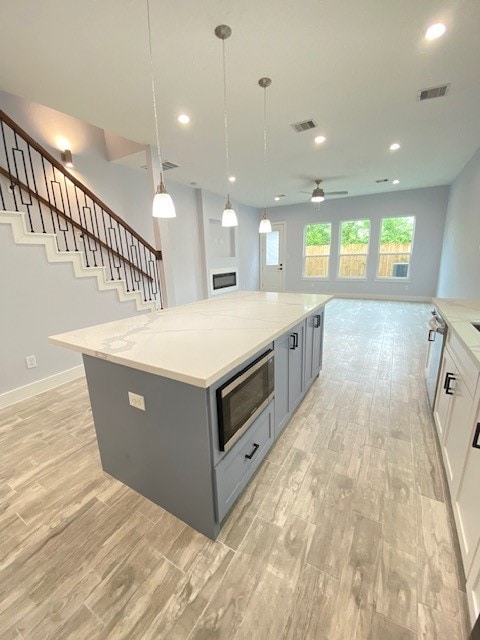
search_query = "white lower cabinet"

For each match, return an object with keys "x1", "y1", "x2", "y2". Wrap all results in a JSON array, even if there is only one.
[
  {"x1": 455, "y1": 408, "x2": 480, "y2": 582},
  {"x1": 433, "y1": 347, "x2": 456, "y2": 441},
  {"x1": 466, "y1": 544, "x2": 480, "y2": 624},
  {"x1": 433, "y1": 331, "x2": 480, "y2": 625}
]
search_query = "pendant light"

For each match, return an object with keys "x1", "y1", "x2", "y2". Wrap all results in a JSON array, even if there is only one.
[
  {"x1": 258, "y1": 77, "x2": 272, "y2": 234},
  {"x1": 147, "y1": 0, "x2": 176, "y2": 218},
  {"x1": 215, "y1": 25, "x2": 238, "y2": 228}
]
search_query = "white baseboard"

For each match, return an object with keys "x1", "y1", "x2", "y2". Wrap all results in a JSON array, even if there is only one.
[
  {"x1": 0, "y1": 365, "x2": 85, "y2": 409},
  {"x1": 332, "y1": 293, "x2": 433, "y2": 302}
]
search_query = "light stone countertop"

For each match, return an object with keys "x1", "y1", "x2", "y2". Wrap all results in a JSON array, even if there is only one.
[
  {"x1": 49, "y1": 291, "x2": 333, "y2": 388},
  {"x1": 433, "y1": 298, "x2": 480, "y2": 368}
]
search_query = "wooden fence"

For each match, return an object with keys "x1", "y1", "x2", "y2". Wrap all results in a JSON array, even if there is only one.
[{"x1": 304, "y1": 243, "x2": 411, "y2": 277}]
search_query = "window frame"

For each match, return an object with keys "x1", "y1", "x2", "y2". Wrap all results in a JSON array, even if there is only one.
[
  {"x1": 375, "y1": 215, "x2": 416, "y2": 282},
  {"x1": 302, "y1": 222, "x2": 332, "y2": 280},
  {"x1": 336, "y1": 218, "x2": 371, "y2": 280}
]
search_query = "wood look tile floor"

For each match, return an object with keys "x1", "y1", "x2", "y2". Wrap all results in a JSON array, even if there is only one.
[{"x1": 0, "y1": 299, "x2": 471, "y2": 639}]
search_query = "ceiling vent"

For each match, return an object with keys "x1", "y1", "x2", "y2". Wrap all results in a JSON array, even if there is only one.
[
  {"x1": 162, "y1": 161, "x2": 179, "y2": 171},
  {"x1": 291, "y1": 119, "x2": 317, "y2": 133},
  {"x1": 376, "y1": 178, "x2": 389, "y2": 183},
  {"x1": 417, "y1": 84, "x2": 450, "y2": 101}
]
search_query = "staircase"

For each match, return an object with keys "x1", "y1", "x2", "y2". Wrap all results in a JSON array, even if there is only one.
[{"x1": 0, "y1": 109, "x2": 162, "y2": 311}]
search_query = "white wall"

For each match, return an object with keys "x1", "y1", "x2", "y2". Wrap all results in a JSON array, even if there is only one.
[
  {"x1": 267, "y1": 186, "x2": 449, "y2": 299},
  {"x1": 0, "y1": 89, "x2": 154, "y2": 245},
  {"x1": 198, "y1": 189, "x2": 260, "y2": 293},
  {"x1": 159, "y1": 182, "x2": 206, "y2": 306},
  {"x1": 437, "y1": 147, "x2": 480, "y2": 298},
  {"x1": 0, "y1": 223, "x2": 145, "y2": 396}
]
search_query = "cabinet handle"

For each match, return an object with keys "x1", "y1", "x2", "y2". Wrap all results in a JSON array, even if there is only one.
[
  {"x1": 428, "y1": 329, "x2": 435, "y2": 342},
  {"x1": 314, "y1": 315, "x2": 321, "y2": 328},
  {"x1": 289, "y1": 334, "x2": 296, "y2": 350},
  {"x1": 445, "y1": 373, "x2": 456, "y2": 395},
  {"x1": 443, "y1": 372, "x2": 454, "y2": 390},
  {"x1": 245, "y1": 443, "x2": 260, "y2": 459},
  {"x1": 473, "y1": 423, "x2": 480, "y2": 449},
  {"x1": 294, "y1": 332, "x2": 299, "y2": 348}
]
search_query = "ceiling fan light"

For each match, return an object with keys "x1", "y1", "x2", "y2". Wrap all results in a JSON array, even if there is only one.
[
  {"x1": 311, "y1": 187, "x2": 325, "y2": 203},
  {"x1": 222, "y1": 197, "x2": 238, "y2": 227}
]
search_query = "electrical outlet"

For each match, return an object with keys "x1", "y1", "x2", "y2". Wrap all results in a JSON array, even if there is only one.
[
  {"x1": 128, "y1": 392, "x2": 145, "y2": 411},
  {"x1": 25, "y1": 355, "x2": 37, "y2": 369}
]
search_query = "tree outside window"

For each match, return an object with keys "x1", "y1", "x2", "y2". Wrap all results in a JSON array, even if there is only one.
[
  {"x1": 338, "y1": 219, "x2": 370, "y2": 278},
  {"x1": 377, "y1": 216, "x2": 415, "y2": 278},
  {"x1": 303, "y1": 223, "x2": 331, "y2": 278}
]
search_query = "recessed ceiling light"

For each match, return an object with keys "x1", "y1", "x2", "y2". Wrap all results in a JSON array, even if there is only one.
[
  {"x1": 177, "y1": 114, "x2": 190, "y2": 124},
  {"x1": 274, "y1": 197, "x2": 280, "y2": 201},
  {"x1": 389, "y1": 143, "x2": 401, "y2": 151},
  {"x1": 425, "y1": 23, "x2": 447, "y2": 40},
  {"x1": 228, "y1": 176, "x2": 236, "y2": 183},
  {"x1": 274, "y1": 194, "x2": 285, "y2": 201},
  {"x1": 314, "y1": 135, "x2": 326, "y2": 144},
  {"x1": 392, "y1": 179, "x2": 400, "y2": 185}
]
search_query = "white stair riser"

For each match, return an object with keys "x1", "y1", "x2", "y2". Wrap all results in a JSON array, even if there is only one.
[{"x1": 0, "y1": 211, "x2": 155, "y2": 312}]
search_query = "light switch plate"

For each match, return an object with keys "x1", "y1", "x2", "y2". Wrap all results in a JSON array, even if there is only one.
[{"x1": 128, "y1": 392, "x2": 145, "y2": 411}]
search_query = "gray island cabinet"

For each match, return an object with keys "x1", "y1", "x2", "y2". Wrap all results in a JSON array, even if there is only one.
[{"x1": 50, "y1": 291, "x2": 332, "y2": 539}]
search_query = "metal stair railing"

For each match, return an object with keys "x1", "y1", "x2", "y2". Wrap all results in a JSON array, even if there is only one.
[{"x1": 0, "y1": 109, "x2": 163, "y2": 308}]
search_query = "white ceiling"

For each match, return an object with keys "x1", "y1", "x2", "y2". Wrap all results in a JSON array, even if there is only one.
[{"x1": 1, "y1": 0, "x2": 480, "y2": 208}]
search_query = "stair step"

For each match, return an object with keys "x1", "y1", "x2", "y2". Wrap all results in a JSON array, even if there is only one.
[{"x1": 0, "y1": 210, "x2": 155, "y2": 312}]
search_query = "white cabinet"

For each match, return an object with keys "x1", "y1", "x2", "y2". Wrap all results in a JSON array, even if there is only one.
[
  {"x1": 433, "y1": 330, "x2": 480, "y2": 625},
  {"x1": 433, "y1": 346, "x2": 456, "y2": 441},
  {"x1": 455, "y1": 408, "x2": 480, "y2": 576},
  {"x1": 466, "y1": 542, "x2": 480, "y2": 625},
  {"x1": 434, "y1": 334, "x2": 477, "y2": 497}
]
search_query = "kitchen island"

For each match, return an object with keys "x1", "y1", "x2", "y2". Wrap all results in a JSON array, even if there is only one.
[{"x1": 50, "y1": 291, "x2": 332, "y2": 538}]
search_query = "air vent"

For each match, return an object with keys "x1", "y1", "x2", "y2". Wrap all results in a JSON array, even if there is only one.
[
  {"x1": 291, "y1": 119, "x2": 317, "y2": 133},
  {"x1": 417, "y1": 84, "x2": 450, "y2": 101},
  {"x1": 376, "y1": 178, "x2": 389, "y2": 183},
  {"x1": 162, "y1": 161, "x2": 179, "y2": 171}
]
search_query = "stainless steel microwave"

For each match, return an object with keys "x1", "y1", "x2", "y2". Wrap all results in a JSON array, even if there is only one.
[{"x1": 217, "y1": 349, "x2": 274, "y2": 452}]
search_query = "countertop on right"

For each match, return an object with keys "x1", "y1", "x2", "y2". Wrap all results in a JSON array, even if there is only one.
[{"x1": 433, "y1": 298, "x2": 480, "y2": 368}]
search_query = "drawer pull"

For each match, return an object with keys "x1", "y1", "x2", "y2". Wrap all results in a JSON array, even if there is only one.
[
  {"x1": 428, "y1": 329, "x2": 435, "y2": 342},
  {"x1": 245, "y1": 443, "x2": 260, "y2": 459},
  {"x1": 289, "y1": 334, "x2": 296, "y2": 350},
  {"x1": 445, "y1": 373, "x2": 456, "y2": 395},
  {"x1": 473, "y1": 423, "x2": 480, "y2": 449}
]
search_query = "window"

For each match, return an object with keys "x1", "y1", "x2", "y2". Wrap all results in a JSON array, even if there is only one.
[
  {"x1": 303, "y1": 223, "x2": 331, "y2": 278},
  {"x1": 377, "y1": 216, "x2": 415, "y2": 279},
  {"x1": 338, "y1": 219, "x2": 370, "y2": 278},
  {"x1": 265, "y1": 230, "x2": 280, "y2": 266}
]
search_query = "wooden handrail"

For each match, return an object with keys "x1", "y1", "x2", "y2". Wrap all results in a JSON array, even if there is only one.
[
  {"x1": 0, "y1": 166, "x2": 154, "y2": 282},
  {"x1": 0, "y1": 109, "x2": 161, "y2": 260}
]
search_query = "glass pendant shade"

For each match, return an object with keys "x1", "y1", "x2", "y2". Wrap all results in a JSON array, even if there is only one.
[
  {"x1": 222, "y1": 197, "x2": 238, "y2": 227},
  {"x1": 311, "y1": 194, "x2": 325, "y2": 203},
  {"x1": 152, "y1": 180, "x2": 176, "y2": 218},
  {"x1": 259, "y1": 209, "x2": 272, "y2": 233}
]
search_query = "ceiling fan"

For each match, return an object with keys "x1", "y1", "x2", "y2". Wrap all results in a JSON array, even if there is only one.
[{"x1": 303, "y1": 179, "x2": 348, "y2": 203}]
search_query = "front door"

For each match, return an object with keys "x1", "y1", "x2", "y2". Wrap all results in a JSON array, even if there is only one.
[{"x1": 260, "y1": 222, "x2": 285, "y2": 292}]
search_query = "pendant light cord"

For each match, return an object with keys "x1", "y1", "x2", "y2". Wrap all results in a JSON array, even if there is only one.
[
  {"x1": 222, "y1": 38, "x2": 230, "y2": 194},
  {"x1": 263, "y1": 85, "x2": 267, "y2": 212},
  {"x1": 146, "y1": 0, "x2": 164, "y2": 184}
]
